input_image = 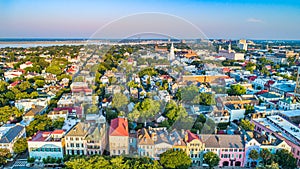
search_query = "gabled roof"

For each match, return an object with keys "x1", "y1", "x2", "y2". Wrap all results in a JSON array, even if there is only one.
[
  {"x1": 201, "y1": 134, "x2": 243, "y2": 148},
  {"x1": 65, "y1": 122, "x2": 88, "y2": 137},
  {"x1": 0, "y1": 125, "x2": 24, "y2": 143},
  {"x1": 138, "y1": 128, "x2": 154, "y2": 145},
  {"x1": 186, "y1": 130, "x2": 201, "y2": 143},
  {"x1": 109, "y1": 118, "x2": 129, "y2": 137},
  {"x1": 24, "y1": 105, "x2": 45, "y2": 117}
]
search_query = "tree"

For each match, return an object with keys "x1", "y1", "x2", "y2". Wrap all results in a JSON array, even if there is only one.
[
  {"x1": 0, "y1": 106, "x2": 22, "y2": 123},
  {"x1": 18, "y1": 81, "x2": 32, "y2": 92},
  {"x1": 26, "y1": 114, "x2": 53, "y2": 137},
  {"x1": 164, "y1": 100, "x2": 187, "y2": 124},
  {"x1": 245, "y1": 105, "x2": 255, "y2": 115},
  {"x1": 112, "y1": 93, "x2": 129, "y2": 112},
  {"x1": 46, "y1": 65, "x2": 62, "y2": 76},
  {"x1": 176, "y1": 85, "x2": 199, "y2": 103},
  {"x1": 228, "y1": 84, "x2": 246, "y2": 96},
  {"x1": 35, "y1": 79, "x2": 45, "y2": 87},
  {"x1": 249, "y1": 149, "x2": 259, "y2": 161},
  {"x1": 133, "y1": 98, "x2": 161, "y2": 121},
  {"x1": 13, "y1": 138, "x2": 28, "y2": 154},
  {"x1": 0, "y1": 81, "x2": 8, "y2": 93},
  {"x1": 260, "y1": 148, "x2": 273, "y2": 165},
  {"x1": 0, "y1": 148, "x2": 12, "y2": 166},
  {"x1": 193, "y1": 93, "x2": 215, "y2": 106},
  {"x1": 264, "y1": 161, "x2": 279, "y2": 169},
  {"x1": 274, "y1": 149, "x2": 297, "y2": 169},
  {"x1": 240, "y1": 119, "x2": 255, "y2": 131},
  {"x1": 203, "y1": 152, "x2": 220, "y2": 169},
  {"x1": 52, "y1": 117, "x2": 65, "y2": 129},
  {"x1": 160, "y1": 149, "x2": 191, "y2": 169},
  {"x1": 245, "y1": 62, "x2": 256, "y2": 73}
]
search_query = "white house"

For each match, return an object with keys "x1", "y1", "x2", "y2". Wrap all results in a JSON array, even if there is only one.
[
  {"x1": 28, "y1": 130, "x2": 65, "y2": 160},
  {"x1": 225, "y1": 104, "x2": 245, "y2": 121},
  {"x1": 0, "y1": 124, "x2": 26, "y2": 153}
]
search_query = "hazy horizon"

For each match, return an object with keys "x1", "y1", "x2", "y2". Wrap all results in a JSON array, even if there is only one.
[{"x1": 1, "y1": 0, "x2": 300, "y2": 40}]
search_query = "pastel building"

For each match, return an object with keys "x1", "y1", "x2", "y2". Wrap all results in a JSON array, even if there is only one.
[
  {"x1": 185, "y1": 130, "x2": 205, "y2": 167},
  {"x1": 252, "y1": 115, "x2": 300, "y2": 166},
  {"x1": 109, "y1": 118, "x2": 129, "y2": 156},
  {"x1": 244, "y1": 132, "x2": 291, "y2": 167},
  {"x1": 28, "y1": 130, "x2": 65, "y2": 159},
  {"x1": 202, "y1": 134, "x2": 244, "y2": 167}
]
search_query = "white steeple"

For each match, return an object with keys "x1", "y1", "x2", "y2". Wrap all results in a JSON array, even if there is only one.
[
  {"x1": 169, "y1": 43, "x2": 175, "y2": 61},
  {"x1": 228, "y1": 42, "x2": 232, "y2": 52}
]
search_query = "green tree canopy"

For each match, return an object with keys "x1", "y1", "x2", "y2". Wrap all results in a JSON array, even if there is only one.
[
  {"x1": 0, "y1": 106, "x2": 22, "y2": 123},
  {"x1": 0, "y1": 148, "x2": 12, "y2": 166},
  {"x1": 193, "y1": 93, "x2": 215, "y2": 106},
  {"x1": 35, "y1": 79, "x2": 45, "y2": 88},
  {"x1": 274, "y1": 149, "x2": 297, "y2": 169},
  {"x1": 260, "y1": 148, "x2": 273, "y2": 166},
  {"x1": 203, "y1": 151, "x2": 220, "y2": 169},
  {"x1": 176, "y1": 85, "x2": 199, "y2": 103},
  {"x1": 160, "y1": 149, "x2": 191, "y2": 169},
  {"x1": 228, "y1": 84, "x2": 246, "y2": 96},
  {"x1": 240, "y1": 119, "x2": 255, "y2": 131},
  {"x1": 46, "y1": 65, "x2": 62, "y2": 76},
  {"x1": 133, "y1": 98, "x2": 161, "y2": 121},
  {"x1": 249, "y1": 149, "x2": 259, "y2": 161},
  {"x1": 13, "y1": 138, "x2": 28, "y2": 154},
  {"x1": 112, "y1": 93, "x2": 129, "y2": 112}
]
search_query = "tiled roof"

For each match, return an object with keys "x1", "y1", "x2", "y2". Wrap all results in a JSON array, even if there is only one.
[
  {"x1": 109, "y1": 118, "x2": 129, "y2": 137},
  {"x1": 0, "y1": 125, "x2": 24, "y2": 143}
]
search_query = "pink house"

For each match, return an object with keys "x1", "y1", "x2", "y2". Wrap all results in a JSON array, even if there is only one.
[
  {"x1": 252, "y1": 115, "x2": 300, "y2": 166},
  {"x1": 201, "y1": 134, "x2": 245, "y2": 167},
  {"x1": 202, "y1": 134, "x2": 244, "y2": 167}
]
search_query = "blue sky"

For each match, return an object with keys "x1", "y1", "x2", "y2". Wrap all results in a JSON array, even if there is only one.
[{"x1": 0, "y1": 0, "x2": 300, "y2": 39}]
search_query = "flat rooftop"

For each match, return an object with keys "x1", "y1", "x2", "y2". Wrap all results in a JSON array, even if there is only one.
[
  {"x1": 280, "y1": 110, "x2": 300, "y2": 118},
  {"x1": 253, "y1": 115, "x2": 300, "y2": 145}
]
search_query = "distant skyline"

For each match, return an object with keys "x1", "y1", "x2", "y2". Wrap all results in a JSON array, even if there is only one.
[{"x1": 1, "y1": 0, "x2": 300, "y2": 40}]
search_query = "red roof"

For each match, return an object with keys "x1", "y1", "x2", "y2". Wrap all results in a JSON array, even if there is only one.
[
  {"x1": 186, "y1": 130, "x2": 201, "y2": 143},
  {"x1": 109, "y1": 118, "x2": 129, "y2": 136},
  {"x1": 10, "y1": 80, "x2": 20, "y2": 87},
  {"x1": 30, "y1": 129, "x2": 64, "y2": 141},
  {"x1": 222, "y1": 67, "x2": 231, "y2": 73},
  {"x1": 52, "y1": 129, "x2": 64, "y2": 134},
  {"x1": 25, "y1": 61, "x2": 33, "y2": 65},
  {"x1": 264, "y1": 80, "x2": 275, "y2": 87},
  {"x1": 248, "y1": 76, "x2": 257, "y2": 81},
  {"x1": 255, "y1": 90, "x2": 268, "y2": 95}
]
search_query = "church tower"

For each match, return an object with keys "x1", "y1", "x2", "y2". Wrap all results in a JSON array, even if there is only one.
[{"x1": 169, "y1": 43, "x2": 175, "y2": 61}]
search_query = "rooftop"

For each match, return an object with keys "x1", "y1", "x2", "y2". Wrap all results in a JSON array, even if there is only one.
[
  {"x1": 253, "y1": 115, "x2": 300, "y2": 145},
  {"x1": 109, "y1": 118, "x2": 129, "y2": 137},
  {"x1": 201, "y1": 134, "x2": 243, "y2": 148},
  {"x1": 29, "y1": 129, "x2": 64, "y2": 142},
  {"x1": 0, "y1": 124, "x2": 24, "y2": 143},
  {"x1": 280, "y1": 110, "x2": 300, "y2": 117}
]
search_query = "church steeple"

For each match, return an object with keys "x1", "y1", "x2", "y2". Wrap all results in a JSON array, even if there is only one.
[
  {"x1": 228, "y1": 42, "x2": 232, "y2": 52},
  {"x1": 169, "y1": 43, "x2": 175, "y2": 61}
]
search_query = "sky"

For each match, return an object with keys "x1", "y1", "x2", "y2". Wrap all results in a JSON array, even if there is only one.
[{"x1": 0, "y1": 0, "x2": 300, "y2": 40}]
